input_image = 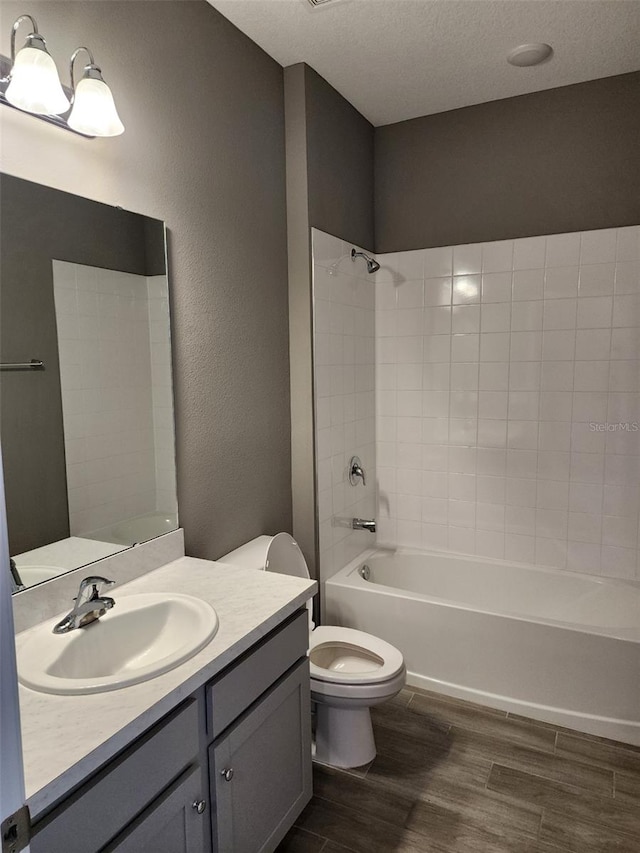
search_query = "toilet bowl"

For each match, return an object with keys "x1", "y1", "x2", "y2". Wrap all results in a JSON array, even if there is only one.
[{"x1": 221, "y1": 533, "x2": 406, "y2": 768}]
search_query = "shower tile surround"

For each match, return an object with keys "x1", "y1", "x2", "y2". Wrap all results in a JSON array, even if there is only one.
[
  {"x1": 52, "y1": 262, "x2": 177, "y2": 538},
  {"x1": 313, "y1": 230, "x2": 376, "y2": 580},
  {"x1": 313, "y1": 226, "x2": 640, "y2": 582},
  {"x1": 374, "y1": 226, "x2": 640, "y2": 580}
]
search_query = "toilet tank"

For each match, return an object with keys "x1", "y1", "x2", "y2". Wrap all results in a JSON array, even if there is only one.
[
  {"x1": 221, "y1": 534, "x2": 315, "y2": 629},
  {"x1": 221, "y1": 533, "x2": 310, "y2": 579},
  {"x1": 219, "y1": 535, "x2": 274, "y2": 571}
]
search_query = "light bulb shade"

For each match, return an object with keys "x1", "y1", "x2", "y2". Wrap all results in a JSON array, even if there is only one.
[
  {"x1": 67, "y1": 74, "x2": 124, "y2": 137},
  {"x1": 5, "y1": 43, "x2": 70, "y2": 115}
]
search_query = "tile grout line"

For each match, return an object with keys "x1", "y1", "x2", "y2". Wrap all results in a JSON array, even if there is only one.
[
  {"x1": 537, "y1": 806, "x2": 545, "y2": 841},
  {"x1": 312, "y1": 791, "x2": 413, "y2": 835},
  {"x1": 503, "y1": 242, "x2": 513, "y2": 564},
  {"x1": 404, "y1": 691, "x2": 637, "y2": 774},
  {"x1": 485, "y1": 766, "x2": 640, "y2": 845},
  {"x1": 539, "y1": 799, "x2": 640, "y2": 845},
  {"x1": 562, "y1": 242, "x2": 579, "y2": 573},
  {"x1": 488, "y1": 767, "x2": 640, "y2": 843},
  {"x1": 484, "y1": 760, "x2": 495, "y2": 790},
  {"x1": 292, "y1": 823, "x2": 331, "y2": 848},
  {"x1": 552, "y1": 733, "x2": 640, "y2": 781},
  {"x1": 445, "y1": 245, "x2": 454, "y2": 548},
  {"x1": 487, "y1": 758, "x2": 611, "y2": 799},
  {"x1": 509, "y1": 709, "x2": 640, "y2": 756}
]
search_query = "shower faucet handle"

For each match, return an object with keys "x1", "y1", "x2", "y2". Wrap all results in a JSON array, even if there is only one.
[{"x1": 349, "y1": 456, "x2": 366, "y2": 486}]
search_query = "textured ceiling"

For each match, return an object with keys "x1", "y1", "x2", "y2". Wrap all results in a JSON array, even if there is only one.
[{"x1": 208, "y1": 0, "x2": 640, "y2": 126}]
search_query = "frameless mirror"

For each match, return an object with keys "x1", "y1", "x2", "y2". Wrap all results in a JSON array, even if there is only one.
[{"x1": 0, "y1": 174, "x2": 177, "y2": 591}]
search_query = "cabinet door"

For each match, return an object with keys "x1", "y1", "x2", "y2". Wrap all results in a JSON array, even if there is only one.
[
  {"x1": 105, "y1": 766, "x2": 207, "y2": 853},
  {"x1": 210, "y1": 659, "x2": 312, "y2": 853}
]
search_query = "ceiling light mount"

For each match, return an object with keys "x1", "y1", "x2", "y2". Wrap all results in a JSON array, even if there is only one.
[{"x1": 507, "y1": 43, "x2": 554, "y2": 68}]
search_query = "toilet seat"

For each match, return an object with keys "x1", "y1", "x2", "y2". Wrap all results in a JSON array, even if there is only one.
[
  {"x1": 221, "y1": 534, "x2": 407, "y2": 768},
  {"x1": 309, "y1": 626, "x2": 404, "y2": 685},
  {"x1": 310, "y1": 666, "x2": 407, "y2": 704}
]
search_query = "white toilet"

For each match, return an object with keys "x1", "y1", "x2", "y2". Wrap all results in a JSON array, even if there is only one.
[{"x1": 222, "y1": 532, "x2": 406, "y2": 768}]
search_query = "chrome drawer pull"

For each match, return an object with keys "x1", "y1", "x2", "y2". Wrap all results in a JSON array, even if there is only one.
[
  {"x1": 192, "y1": 799, "x2": 207, "y2": 815},
  {"x1": 221, "y1": 768, "x2": 234, "y2": 782}
]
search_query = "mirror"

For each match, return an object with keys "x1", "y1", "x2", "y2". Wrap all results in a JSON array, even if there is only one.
[{"x1": 0, "y1": 174, "x2": 177, "y2": 591}]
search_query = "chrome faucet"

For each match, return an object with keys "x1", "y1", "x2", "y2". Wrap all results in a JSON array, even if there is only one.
[
  {"x1": 349, "y1": 456, "x2": 367, "y2": 486},
  {"x1": 53, "y1": 576, "x2": 116, "y2": 634},
  {"x1": 352, "y1": 518, "x2": 376, "y2": 533},
  {"x1": 9, "y1": 558, "x2": 24, "y2": 593}
]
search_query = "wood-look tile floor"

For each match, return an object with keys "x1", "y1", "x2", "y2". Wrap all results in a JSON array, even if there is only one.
[{"x1": 276, "y1": 687, "x2": 640, "y2": 853}]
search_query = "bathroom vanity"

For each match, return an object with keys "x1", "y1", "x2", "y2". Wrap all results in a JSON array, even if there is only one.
[
  {"x1": 0, "y1": 174, "x2": 316, "y2": 852},
  {"x1": 15, "y1": 556, "x2": 316, "y2": 853},
  {"x1": 1, "y1": 174, "x2": 317, "y2": 852}
]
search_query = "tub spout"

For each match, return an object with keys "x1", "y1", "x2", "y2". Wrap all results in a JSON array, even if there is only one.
[{"x1": 352, "y1": 518, "x2": 376, "y2": 533}]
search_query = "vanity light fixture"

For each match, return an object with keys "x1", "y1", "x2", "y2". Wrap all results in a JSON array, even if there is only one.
[
  {"x1": 0, "y1": 14, "x2": 124, "y2": 137},
  {"x1": 67, "y1": 47, "x2": 124, "y2": 137},
  {"x1": 2, "y1": 14, "x2": 69, "y2": 115}
]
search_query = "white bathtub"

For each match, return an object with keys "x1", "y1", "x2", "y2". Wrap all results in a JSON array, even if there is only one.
[
  {"x1": 324, "y1": 548, "x2": 640, "y2": 745},
  {"x1": 84, "y1": 511, "x2": 178, "y2": 546}
]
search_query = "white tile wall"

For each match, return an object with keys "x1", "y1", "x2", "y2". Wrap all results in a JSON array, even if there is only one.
[
  {"x1": 375, "y1": 226, "x2": 640, "y2": 580},
  {"x1": 53, "y1": 262, "x2": 176, "y2": 537},
  {"x1": 313, "y1": 230, "x2": 376, "y2": 580}
]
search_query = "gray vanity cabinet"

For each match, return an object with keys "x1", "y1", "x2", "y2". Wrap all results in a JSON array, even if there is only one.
[
  {"x1": 210, "y1": 659, "x2": 312, "y2": 853},
  {"x1": 27, "y1": 608, "x2": 312, "y2": 853}
]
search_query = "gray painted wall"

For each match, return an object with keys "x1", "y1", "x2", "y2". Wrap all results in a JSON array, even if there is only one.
[
  {"x1": 303, "y1": 66, "x2": 375, "y2": 251},
  {"x1": 0, "y1": 1, "x2": 291, "y2": 560},
  {"x1": 0, "y1": 174, "x2": 163, "y2": 554},
  {"x1": 284, "y1": 65, "x2": 316, "y2": 578},
  {"x1": 375, "y1": 72, "x2": 640, "y2": 252}
]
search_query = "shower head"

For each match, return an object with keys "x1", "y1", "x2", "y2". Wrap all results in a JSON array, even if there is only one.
[{"x1": 351, "y1": 248, "x2": 380, "y2": 274}]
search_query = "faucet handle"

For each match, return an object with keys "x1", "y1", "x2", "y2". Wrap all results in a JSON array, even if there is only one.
[
  {"x1": 76, "y1": 576, "x2": 116, "y2": 601},
  {"x1": 349, "y1": 455, "x2": 367, "y2": 486}
]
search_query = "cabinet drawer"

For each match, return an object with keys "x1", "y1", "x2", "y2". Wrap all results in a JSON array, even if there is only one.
[
  {"x1": 31, "y1": 700, "x2": 199, "y2": 853},
  {"x1": 207, "y1": 609, "x2": 308, "y2": 737}
]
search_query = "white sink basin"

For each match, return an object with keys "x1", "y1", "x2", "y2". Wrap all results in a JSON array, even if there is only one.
[
  {"x1": 18, "y1": 593, "x2": 218, "y2": 695},
  {"x1": 15, "y1": 565, "x2": 65, "y2": 587}
]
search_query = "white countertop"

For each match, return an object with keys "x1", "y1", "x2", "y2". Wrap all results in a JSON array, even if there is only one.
[{"x1": 16, "y1": 556, "x2": 316, "y2": 817}]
